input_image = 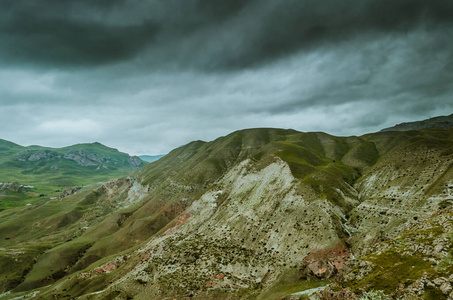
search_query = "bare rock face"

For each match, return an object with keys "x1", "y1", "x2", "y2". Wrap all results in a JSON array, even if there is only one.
[
  {"x1": 27, "y1": 150, "x2": 59, "y2": 161},
  {"x1": 306, "y1": 260, "x2": 336, "y2": 278},
  {"x1": 63, "y1": 150, "x2": 107, "y2": 167},
  {"x1": 60, "y1": 150, "x2": 145, "y2": 168},
  {"x1": 59, "y1": 186, "x2": 82, "y2": 199}
]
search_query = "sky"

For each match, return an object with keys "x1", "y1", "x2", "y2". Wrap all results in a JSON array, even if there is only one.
[{"x1": 1, "y1": 0, "x2": 452, "y2": 155}]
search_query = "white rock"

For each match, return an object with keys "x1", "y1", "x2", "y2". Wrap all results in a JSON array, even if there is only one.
[
  {"x1": 434, "y1": 244, "x2": 444, "y2": 252},
  {"x1": 440, "y1": 282, "x2": 452, "y2": 294},
  {"x1": 434, "y1": 277, "x2": 446, "y2": 286}
]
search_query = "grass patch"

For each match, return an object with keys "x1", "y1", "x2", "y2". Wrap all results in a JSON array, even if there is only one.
[
  {"x1": 257, "y1": 269, "x2": 329, "y2": 300},
  {"x1": 424, "y1": 286, "x2": 445, "y2": 300},
  {"x1": 0, "y1": 245, "x2": 51, "y2": 293},
  {"x1": 16, "y1": 239, "x2": 93, "y2": 291},
  {"x1": 346, "y1": 251, "x2": 431, "y2": 294}
]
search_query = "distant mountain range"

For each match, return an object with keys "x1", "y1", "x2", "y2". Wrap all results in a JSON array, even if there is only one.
[
  {"x1": 381, "y1": 113, "x2": 453, "y2": 132},
  {"x1": 0, "y1": 140, "x2": 146, "y2": 209}
]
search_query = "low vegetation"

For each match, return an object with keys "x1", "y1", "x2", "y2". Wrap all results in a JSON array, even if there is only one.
[{"x1": 0, "y1": 126, "x2": 452, "y2": 299}]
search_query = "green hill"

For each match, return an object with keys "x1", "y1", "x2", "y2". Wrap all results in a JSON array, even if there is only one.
[{"x1": 0, "y1": 139, "x2": 146, "y2": 210}]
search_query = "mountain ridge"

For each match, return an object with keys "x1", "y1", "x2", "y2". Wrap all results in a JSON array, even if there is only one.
[
  {"x1": 381, "y1": 113, "x2": 453, "y2": 132},
  {"x1": 0, "y1": 125, "x2": 452, "y2": 299}
]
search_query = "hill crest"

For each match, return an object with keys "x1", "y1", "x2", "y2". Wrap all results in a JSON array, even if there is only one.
[{"x1": 381, "y1": 113, "x2": 453, "y2": 132}]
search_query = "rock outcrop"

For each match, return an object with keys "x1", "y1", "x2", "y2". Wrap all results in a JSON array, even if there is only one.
[
  {"x1": 0, "y1": 182, "x2": 34, "y2": 193},
  {"x1": 27, "y1": 150, "x2": 59, "y2": 161},
  {"x1": 59, "y1": 186, "x2": 82, "y2": 199}
]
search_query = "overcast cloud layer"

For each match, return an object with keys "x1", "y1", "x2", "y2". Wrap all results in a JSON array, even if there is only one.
[{"x1": 1, "y1": 0, "x2": 452, "y2": 155}]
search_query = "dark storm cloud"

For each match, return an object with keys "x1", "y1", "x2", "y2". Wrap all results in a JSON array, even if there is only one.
[
  {"x1": 198, "y1": 0, "x2": 453, "y2": 69},
  {"x1": 0, "y1": 1, "x2": 159, "y2": 66},
  {"x1": 1, "y1": 0, "x2": 452, "y2": 69},
  {"x1": 1, "y1": 0, "x2": 453, "y2": 154},
  {"x1": 0, "y1": 0, "x2": 253, "y2": 67},
  {"x1": 265, "y1": 27, "x2": 453, "y2": 115}
]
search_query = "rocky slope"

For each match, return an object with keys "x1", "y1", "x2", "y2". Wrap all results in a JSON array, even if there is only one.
[
  {"x1": 339, "y1": 204, "x2": 453, "y2": 299},
  {"x1": 0, "y1": 128, "x2": 452, "y2": 299}
]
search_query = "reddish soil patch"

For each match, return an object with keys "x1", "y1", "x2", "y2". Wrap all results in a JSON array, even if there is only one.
[
  {"x1": 164, "y1": 211, "x2": 192, "y2": 235},
  {"x1": 302, "y1": 244, "x2": 351, "y2": 278}
]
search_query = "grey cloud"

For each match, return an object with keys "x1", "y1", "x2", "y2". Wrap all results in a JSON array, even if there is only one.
[
  {"x1": 0, "y1": 0, "x2": 253, "y2": 67},
  {"x1": 254, "y1": 25, "x2": 453, "y2": 116},
  {"x1": 198, "y1": 0, "x2": 453, "y2": 69},
  {"x1": 0, "y1": 1, "x2": 452, "y2": 155}
]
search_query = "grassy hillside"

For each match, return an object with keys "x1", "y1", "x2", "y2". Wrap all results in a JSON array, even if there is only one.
[
  {"x1": 0, "y1": 128, "x2": 452, "y2": 299},
  {"x1": 0, "y1": 139, "x2": 146, "y2": 210}
]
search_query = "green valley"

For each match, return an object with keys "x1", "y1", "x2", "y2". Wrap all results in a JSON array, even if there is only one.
[{"x1": 0, "y1": 139, "x2": 146, "y2": 210}]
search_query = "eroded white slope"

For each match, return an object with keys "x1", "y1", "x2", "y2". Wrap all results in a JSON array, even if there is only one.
[{"x1": 93, "y1": 158, "x2": 354, "y2": 298}]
